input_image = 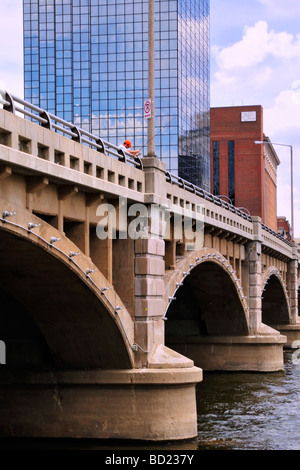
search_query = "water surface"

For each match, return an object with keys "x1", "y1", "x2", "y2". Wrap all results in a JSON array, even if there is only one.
[
  {"x1": 196, "y1": 351, "x2": 300, "y2": 450},
  {"x1": 1, "y1": 351, "x2": 299, "y2": 450}
]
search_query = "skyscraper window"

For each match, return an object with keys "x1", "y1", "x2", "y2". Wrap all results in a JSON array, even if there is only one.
[{"x1": 23, "y1": 0, "x2": 210, "y2": 190}]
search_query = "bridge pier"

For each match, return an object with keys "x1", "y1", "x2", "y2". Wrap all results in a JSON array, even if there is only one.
[
  {"x1": 134, "y1": 237, "x2": 166, "y2": 367},
  {"x1": 273, "y1": 324, "x2": 300, "y2": 348},
  {"x1": 272, "y1": 242, "x2": 300, "y2": 347},
  {"x1": 166, "y1": 335, "x2": 286, "y2": 372},
  {"x1": 0, "y1": 365, "x2": 201, "y2": 441},
  {"x1": 133, "y1": 157, "x2": 178, "y2": 368}
]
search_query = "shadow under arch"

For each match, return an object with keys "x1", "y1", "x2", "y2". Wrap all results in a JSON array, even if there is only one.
[
  {"x1": 262, "y1": 272, "x2": 290, "y2": 326},
  {"x1": 165, "y1": 260, "x2": 249, "y2": 340},
  {"x1": 0, "y1": 221, "x2": 134, "y2": 370}
]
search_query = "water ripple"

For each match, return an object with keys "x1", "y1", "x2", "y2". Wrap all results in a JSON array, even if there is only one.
[{"x1": 196, "y1": 351, "x2": 300, "y2": 450}]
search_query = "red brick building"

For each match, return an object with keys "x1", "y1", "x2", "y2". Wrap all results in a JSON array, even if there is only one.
[
  {"x1": 210, "y1": 105, "x2": 280, "y2": 231},
  {"x1": 277, "y1": 216, "x2": 292, "y2": 241}
]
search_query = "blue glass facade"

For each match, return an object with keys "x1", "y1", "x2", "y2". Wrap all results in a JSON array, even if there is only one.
[{"x1": 23, "y1": 0, "x2": 210, "y2": 190}]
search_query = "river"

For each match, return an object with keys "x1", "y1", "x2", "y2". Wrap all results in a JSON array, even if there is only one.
[
  {"x1": 1, "y1": 351, "x2": 299, "y2": 451},
  {"x1": 196, "y1": 350, "x2": 300, "y2": 450}
]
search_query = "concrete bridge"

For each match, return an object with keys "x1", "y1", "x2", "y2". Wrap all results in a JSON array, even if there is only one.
[{"x1": 0, "y1": 92, "x2": 299, "y2": 441}]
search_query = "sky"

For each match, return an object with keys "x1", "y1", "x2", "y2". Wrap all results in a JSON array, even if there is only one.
[
  {"x1": 0, "y1": 0, "x2": 299, "y2": 236},
  {"x1": 210, "y1": 0, "x2": 300, "y2": 237}
]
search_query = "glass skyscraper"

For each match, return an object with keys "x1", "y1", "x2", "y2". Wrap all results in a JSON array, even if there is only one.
[{"x1": 23, "y1": 0, "x2": 210, "y2": 190}]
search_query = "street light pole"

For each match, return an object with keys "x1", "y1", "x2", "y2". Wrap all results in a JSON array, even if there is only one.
[
  {"x1": 254, "y1": 140, "x2": 294, "y2": 240},
  {"x1": 291, "y1": 144, "x2": 294, "y2": 238},
  {"x1": 147, "y1": 0, "x2": 156, "y2": 158}
]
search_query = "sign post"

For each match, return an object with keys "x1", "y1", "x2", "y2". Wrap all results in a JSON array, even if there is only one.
[
  {"x1": 144, "y1": 99, "x2": 151, "y2": 120},
  {"x1": 147, "y1": 0, "x2": 155, "y2": 157}
]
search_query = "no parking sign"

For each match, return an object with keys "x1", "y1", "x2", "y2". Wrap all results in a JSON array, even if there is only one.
[{"x1": 144, "y1": 98, "x2": 151, "y2": 119}]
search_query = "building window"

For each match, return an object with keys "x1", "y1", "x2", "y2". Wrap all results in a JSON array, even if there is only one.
[
  {"x1": 23, "y1": 0, "x2": 210, "y2": 190},
  {"x1": 213, "y1": 141, "x2": 219, "y2": 195},
  {"x1": 228, "y1": 140, "x2": 235, "y2": 206}
]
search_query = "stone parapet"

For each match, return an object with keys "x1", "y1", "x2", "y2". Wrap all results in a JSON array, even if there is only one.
[{"x1": 0, "y1": 109, "x2": 145, "y2": 200}]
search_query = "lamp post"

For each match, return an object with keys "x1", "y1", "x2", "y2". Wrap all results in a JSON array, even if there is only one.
[
  {"x1": 147, "y1": 0, "x2": 156, "y2": 158},
  {"x1": 254, "y1": 140, "x2": 294, "y2": 240}
]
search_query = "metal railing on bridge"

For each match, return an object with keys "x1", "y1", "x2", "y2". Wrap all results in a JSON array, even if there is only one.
[
  {"x1": 0, "y1": 90, "x2": 143, "y2": 170},
  {"x1": 165, "y1": 171, "x2": 253, "y2": 222},
  {"x1": 0, "y1": 90, "x2": 293, "y2": 248},
  {"x1": 165, "y1": 174, "x2": 292, "y2": 247},
  {"x1": 261, "y1": 223, "x2": 292, "y2": 247}
]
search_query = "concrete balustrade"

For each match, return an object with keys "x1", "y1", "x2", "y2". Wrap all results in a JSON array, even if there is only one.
[{"x1": 0, "y1": 109, "x2": 145, "y2": 199}]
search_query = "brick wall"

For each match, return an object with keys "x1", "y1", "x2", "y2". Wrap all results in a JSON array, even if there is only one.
[{"x1": 210, "y1": 105, "x2": 278, "y2": 231}]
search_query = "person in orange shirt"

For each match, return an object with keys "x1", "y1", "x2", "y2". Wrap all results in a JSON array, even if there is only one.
[{"x1": 118, "y1": 140, "x2": 140, "y2": 157}]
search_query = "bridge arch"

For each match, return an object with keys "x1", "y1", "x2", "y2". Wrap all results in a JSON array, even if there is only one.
[
  {"x1": 261, "y1": 267, "x2": 290, "y2": 326},
  {"x1": 0, "y1": 206, "x2": 134, "y2": 369},
  {"x1": 164, "y1": 248, "x2": 249, "y2": 338}
]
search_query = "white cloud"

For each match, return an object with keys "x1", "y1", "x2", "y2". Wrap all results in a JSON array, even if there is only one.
[
  {"x1": 213, "y1": 21, "x2": 300, "y2": 71},
  {"x1": 213, "y1": 21, "x2": 268, "y2": 69},
  {"x1": 250, "y1": 65, "x2": 273, "y2": 88},
  {"x1": 211, "y1": 20, "x2": 300, "y2": 110},
  {"x1": 263, "y1": 88, "x2": 300, "y2": 236},
  {"x1": 264, "y1": 89, "x2": 300, "y2": 137},
  {"x1": 292, "y1": 80, "x2": 300, "y2": 104},
  {"x1": 210, "y1": 3, "x2": 300, "y2": 235},
  {"x1": 211, "y1": 15, "x2": 300, "y2": 235}
]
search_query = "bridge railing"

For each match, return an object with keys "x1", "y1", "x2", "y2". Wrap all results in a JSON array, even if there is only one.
[
  {"x1": 0, "y1": 90, "x2": 143, "y2": 170},
  {"x1": 165, "y1": 173, "x2": 295, "y2": 256},
  {"x1": 261, "y1": 223, "x2": 293, "y2": 259},
  {"x1": 0, "y1": 90, "x2": 295, "y2": 255},
  {"x1": 165, "y1": 172, "x2": 252, "y2": 222},
  {"x1": 261, "y1": 223, "x2": 291, "y2": 247}
]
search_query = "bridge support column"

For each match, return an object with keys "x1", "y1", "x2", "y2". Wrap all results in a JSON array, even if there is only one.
[
  {"x1": 287, "y1": 242, "x2": 299, "y2": 324},
  {"x1": 245, "y1": 218, "x2": 263, "y2": 334},
  {"x1": 274, "y1": 242, "x2": 300, "y2": 347},
  {"x1": 134, "y1": 237, "x2": 165, "y2": 367},
  {"x1": 0, "y1": 368, "x2": 202, "y2": 441},
  {"x1": 247, "y1": 241, "x2": 262, "y2": 334},
  {"x1": 133, "y1": 155, "x2": 202, "y2": 371},
  {"x1": 133, "y1": 157, "x2": 168, "y2": 367},
  {"x1": 127, "y1": 157, "x2": 202, "y2": 440}
]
